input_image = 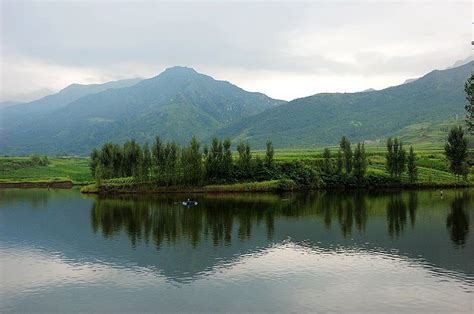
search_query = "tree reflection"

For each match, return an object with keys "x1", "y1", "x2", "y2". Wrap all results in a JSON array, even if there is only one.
[
  {"x1": 446, "y1": 192, "x2": 470, "y2": 248},
  {"x1": 386, "y1": 193, "x2": 417, "y2": 238},
  {"x1": 89, "y1": 191, "x2": 425, "y2": 248}
]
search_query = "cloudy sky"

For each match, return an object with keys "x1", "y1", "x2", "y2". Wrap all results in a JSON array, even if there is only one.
[{"x1": 0, "y1": 0, "x2": 472, "y2": 101}]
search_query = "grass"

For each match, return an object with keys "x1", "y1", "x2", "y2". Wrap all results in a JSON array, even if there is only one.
[{"x1": 0, "y1": 157, "x2": 93, "y2": 184}]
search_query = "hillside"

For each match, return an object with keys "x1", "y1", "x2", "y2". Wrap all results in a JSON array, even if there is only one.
[
  {"x1": 0, "y1": 78, "x2": 142, "y2": 130},
  {"x1": 0, "y1": 67, "x2": 284, "y2": 155},
  {"x1": 218, "y1": 61, "x2": 473, "y2": 148}
]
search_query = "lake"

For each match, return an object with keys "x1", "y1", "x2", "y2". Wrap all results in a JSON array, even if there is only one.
[{"x1": 0, "y1": 188, "x2": 473, "y2": 312}]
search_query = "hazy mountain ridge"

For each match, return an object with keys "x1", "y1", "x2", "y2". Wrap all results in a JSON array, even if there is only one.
[
  {"x1": 217, "y1": 61, "x2": 473, "y2": 148},
  {"x1": 0, "y1": 67, "x2": 284, "y2": 155}
]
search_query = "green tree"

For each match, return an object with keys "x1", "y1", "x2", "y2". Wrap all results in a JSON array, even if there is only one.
[
  {"x1": 445, "y1": 126, "x2": 468, "y2": 180},
  {"x1": 340, "y1": 136, "x2": 353, "y2": 174},
  {"x1": 142, "y1": 142, "x2": 152, "y2": 181},
  {"x1": 181, "y1": 136, "x2": 203, "y2": 185},
  {"x1": 336, "y1": 149, "x2": 343, "y2": 175},
  {"x1": 464, "y1": 73, "x2": 474, "y2": 133},
  {"x1": 222, "y1": 138, "x2": 233, "y2": 180},
  {"x1": 353, "y1": 143, "x2": 367, "y2": 181},
  {"x1": 95, "y1": 163, "x2": 103, "y2": 187},
  {"x1": 407, "y1": 146, "x2": 417, "y2": 183},
  {"x1": 90, "y1": 148, "x2": 99, "y2": 177},
  {"x1": 151, "y1": 136, "x2": 165, "y2": 180},
  {"x1": 205, "y1": 137, "x2": 224, "y2": 182},
  {"x1": 322, "y1": 148, "x2": 332, "y2": 174},
  {"x1": 164, "y1": 141, "x2": 179, "y2": 185},
  {"x1": 386, "y1": 137, "x2": 406, "y2": 179},
  {"x1": 264, "y1": 140, "x2": 275, "y2": 170},
  {"x1": 236, "y1": 141, "x2": 252, "y2": 179},
  {"x1": 123, "y1": 139, "x2": 142, "y2": 179},
  {"x1": 386, "y1": 137, "x2": 394, "y2": 177}
]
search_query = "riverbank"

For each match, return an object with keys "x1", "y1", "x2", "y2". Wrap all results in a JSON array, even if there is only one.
[
  {"x1": 80, "y1": 179, "x2": 295, "y2": 194},
  {"x1": 79, "y1": 178, "x2": 472, "y2": 195},
  {"x1": 0, "y1": 180, "x2": 74, "y2": 189}
]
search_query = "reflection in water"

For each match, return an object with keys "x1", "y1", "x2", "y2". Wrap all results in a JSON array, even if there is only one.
[
  {"x1": 1, "y1": 189, "x2": 473, "y2": 313},
  {"x1": 90, "y1": 192, "x2": 415, "y2": 248},
  {"x1": 447, "y1": 192, "x2": 470, "y2": 247},
  {"x1": 386, "y1": 194, "x2": 408, "y2": 238}
]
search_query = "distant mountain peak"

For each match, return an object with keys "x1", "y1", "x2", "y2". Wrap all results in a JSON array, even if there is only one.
[{"x1": 162, "y1": 66, "x2": 198, "y2": 75}]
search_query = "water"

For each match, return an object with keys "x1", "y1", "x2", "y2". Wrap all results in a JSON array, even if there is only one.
[{"x1": 0, "y1": 189, "x2": 473, "y2": 313}]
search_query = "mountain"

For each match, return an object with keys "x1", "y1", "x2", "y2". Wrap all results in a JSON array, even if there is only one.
[
  {"x1": 218, "y1": 61, "x2": 473, "y2": 148},
  {"x1": 2, "y1": 78, "x2": 142, "y2": 116},
  {"x1": 0, "y1": 88, "x2": 53, "y2": 103},
  {"x1": 0, "y1": 101, "x2": 21, "y2": 108},
  {"x1": 0, "y1": 67, "x2": 284, "y2": 155}
]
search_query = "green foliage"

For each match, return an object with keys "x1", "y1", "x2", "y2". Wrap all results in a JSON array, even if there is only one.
[
  {"x1": 30, "y1": 155, "x2": 49, "y2": 166},
  {"x1": 340, "y1": 136, "x2": 353, "y2": 174},
  {"x1": 353, "y1": 143, "x2": 367, "y2": 181},
  {"x1": 278, "y1": 161, "x2": 321, "y2": 188},
  {"x1": 264, "y1": 140, "x2": 275, "y2": 170},
  {"x1": 142, "y1": 142, "x2": 152, "y2": 181},
  {"x1": 465, "y1": 73, "x2": 474, "y2": 133},
  {"x1": 322, "y1": 148, "x2": 332, "y2": 174},
  {"x1": 445, "y1": 126, "x2": 468, "y2": 179},
  {"x1": 236, "y1": 141, "x2": 252, "y2": 180},
  {"x1": 181, "y1": 136, "x2": 203, "y2": 185},
  {"x1": 386, "y1": 137, "x2": 406, "y2": 178},
  {"x1": 407, "y1": 146, "x2": 417, "y2": 182}
]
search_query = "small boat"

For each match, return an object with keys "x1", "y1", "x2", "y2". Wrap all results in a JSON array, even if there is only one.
[{"x1": 181, "y1": 199, "x2": 198, "y2": 207}]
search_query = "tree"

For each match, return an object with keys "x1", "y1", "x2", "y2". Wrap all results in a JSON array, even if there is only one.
[
  {"x1": 336, "y1": 149, "x2": 343, "y2": 175},
  {"x1": 236, "y1": 141, "x2": 252, "y2": 179},
  {"x1": 464, "y1": 73, "x2": 474, "y2": 133},
  {"x1": 322, "y1": 148, "x2": 332, "y2": 174},
  {"x1": 353, "y1": 143, "x2": 367, "y2": 181},
  {"x1": 222, "y1": 138, "x2": 233, "y2": 179},
  {"x1": 386, "y1": 137, "x2": 406, "y2": 179},
  {"x1": 90, "y1": 148, "x2": 99, "y2": 177},
  {"x1": 340, "y1": 136, "x2": 353, "y2": 174},
  {"x1": 181, "y1": 136, "x2": 203, "y2": 185},
  {"x1": 164, "y1": 141, "x2": 178, "y2": 185},
  {"x1": 407, "y1": 146, "x2": 417, "y2": 183},
  {"x1": 395, "y1": 139, "x2": 406, "y2": 179},
  {"x1": 264, "y1": 140, "x2": 275, "y2": 170},
  {"x1": 151, "y1": 136, "x2": 165, "y2": 180},
  {"x1": 386, "y1": 137, "x2": 394, "y2": 176},
  {"x1": 445, "y1": 126, "x2": 468, "y2": 180},
  {"x1": 205, "y1": 137, "x2": 224, "y2": 182},
  {"x1": 142, "y1": 141, "x2": 152, "y2": 181},
  {"x1": 123, "y1": 139, "x2": 142, "y2": 179}
]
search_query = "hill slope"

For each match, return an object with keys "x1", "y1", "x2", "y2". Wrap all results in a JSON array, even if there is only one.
[
  {"x1": 218, "y1": 62, "x2": 473, "y2": 148},
  {"x1": 0, "y1": 67, "x2": 284, "y2": 155},
  {"x1": 0, "y1": 78, "x2": 143, "y2": 131}
]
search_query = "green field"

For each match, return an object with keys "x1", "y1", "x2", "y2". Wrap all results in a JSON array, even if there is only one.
[
  {"x1": 0, "y1": 157, "x2": 93, "y2": 184},
  {"x1": 0, "y1": 146, "x2": 471, "y2": 187}
]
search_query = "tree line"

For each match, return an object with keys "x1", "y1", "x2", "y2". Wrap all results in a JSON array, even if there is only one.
[{"x1": 90, "y1": 136, "x2": 279, "y2": 186}]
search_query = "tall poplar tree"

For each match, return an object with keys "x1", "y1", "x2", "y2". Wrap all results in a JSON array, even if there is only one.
[{"x1": 445, "y1": 126, "x2": 468, "y2": 180}]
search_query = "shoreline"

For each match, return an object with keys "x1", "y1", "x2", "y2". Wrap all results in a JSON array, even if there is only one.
[
  {"x1": 0, "y1": 180, "x2": 74, "y2": 189},
  {"x1": 0, "y1": 179, "x2": 470, "y2": 193},
  {"x1": 79, "y1": 180, "x2": 471, "y2": 195}
]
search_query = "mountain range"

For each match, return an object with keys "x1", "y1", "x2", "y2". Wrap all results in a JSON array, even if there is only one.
[{"x1": 0, "y1": 62, "x2": 472, "y2": 155}]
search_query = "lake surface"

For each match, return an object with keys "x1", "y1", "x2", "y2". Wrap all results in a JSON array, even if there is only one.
[{"x1": 0, "y1": 189, "x2": 473, "y2": 313}]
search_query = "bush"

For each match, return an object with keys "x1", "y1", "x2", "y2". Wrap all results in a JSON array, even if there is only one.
[{"x1": 278, "y1": 161, "x2": 322, "y2": 188}]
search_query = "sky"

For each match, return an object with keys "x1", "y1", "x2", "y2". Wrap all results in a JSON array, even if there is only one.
[{"x1": 0, "y1": 0, "x2": 472, "y2": 102}]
